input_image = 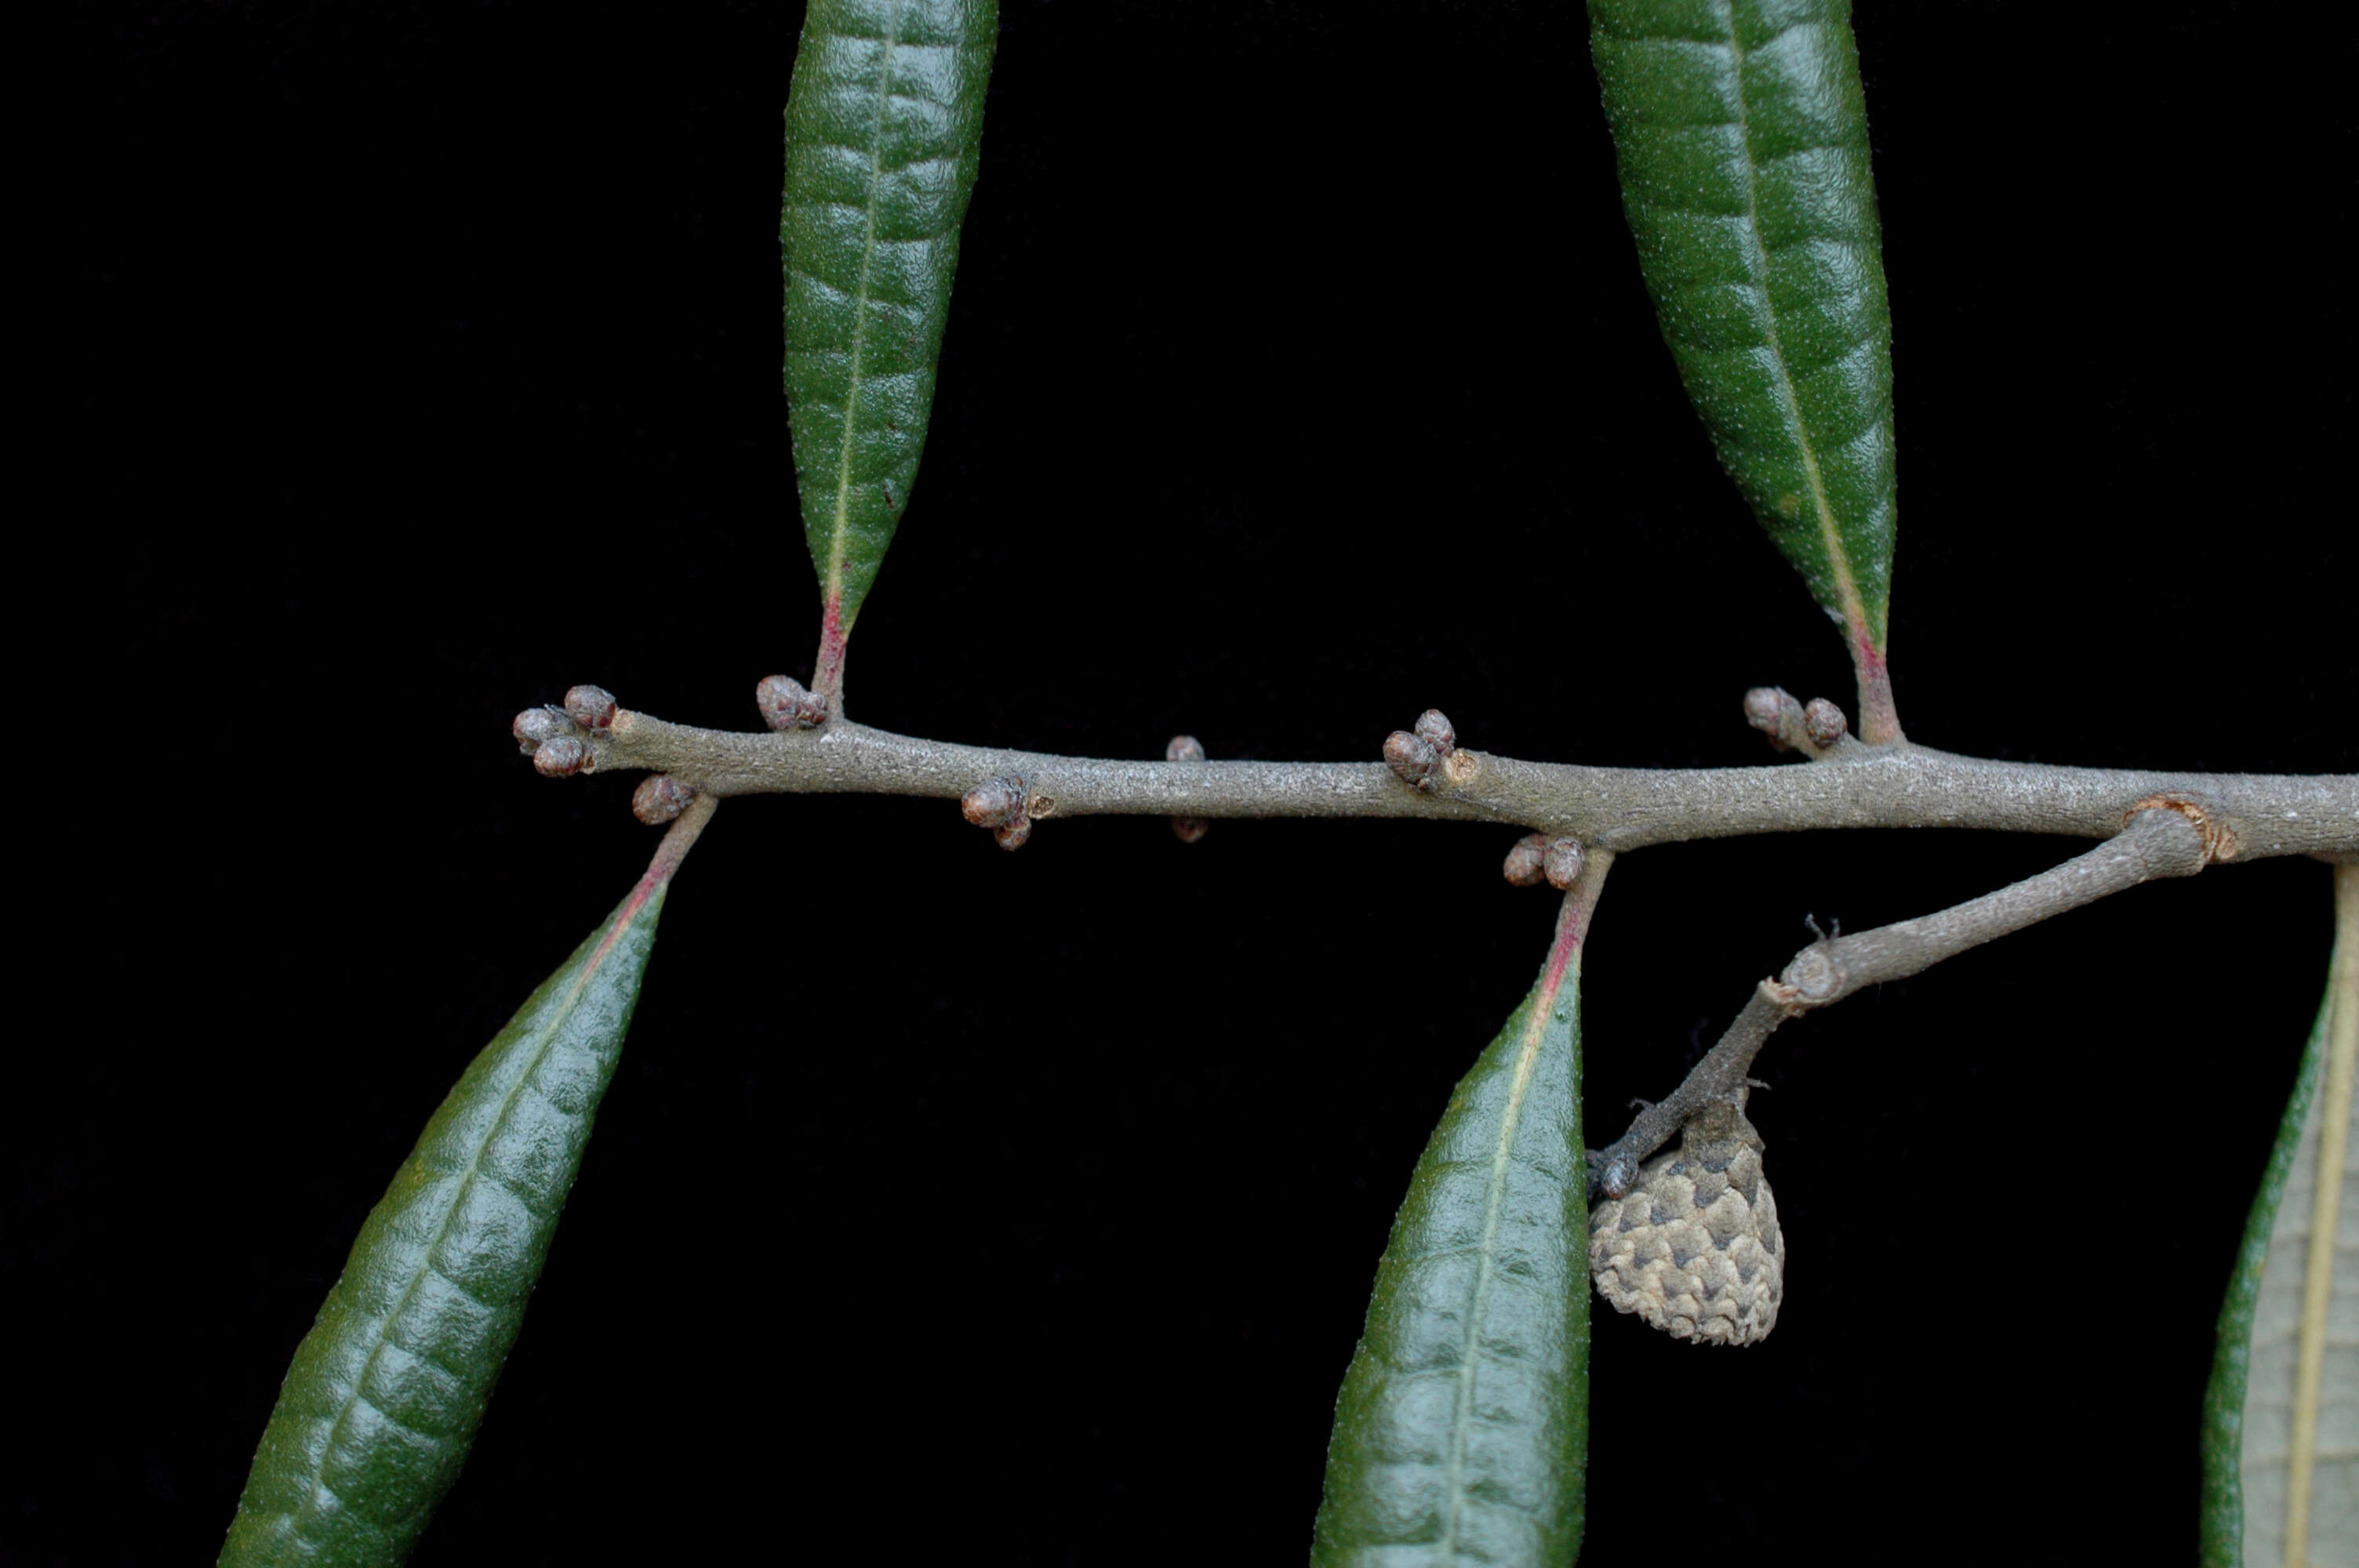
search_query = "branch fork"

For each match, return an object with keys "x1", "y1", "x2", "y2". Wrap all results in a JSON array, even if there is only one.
[{"x1": 1587, "y1": 805, "x2": 2214, "y2": 1197}]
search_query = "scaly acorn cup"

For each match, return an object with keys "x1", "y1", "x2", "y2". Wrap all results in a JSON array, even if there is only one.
[
  {"x1": 1588, "y1": 0, "x2": 1902, "y2": 739},
  {"x1": 219, "y1": 840, "x2": 691, "y2": 1568},
  {"x1": 1588, "y1": 1098, "x2": 1783, "y2": 1345},
  {"x1": 783, "y1": 0, "x2": 998, "y2": 693}
]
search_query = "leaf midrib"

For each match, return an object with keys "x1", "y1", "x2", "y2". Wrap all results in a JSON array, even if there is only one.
[
  {"x1": 820, "y1": 0, "x2": 908, "y2": 608},
  {"x1": 1438, "y1": 976, "x2": 1567, "y2": 1552},
  {"x1": 1717, "y1": 6, "x2": 1870, "y2": 644}
]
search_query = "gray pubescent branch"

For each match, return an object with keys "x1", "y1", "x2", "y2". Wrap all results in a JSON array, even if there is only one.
[
  {"x1": 575, "y1": 709, "x2": 2358, "y2": 860},
  {"x1": 1586, "y1": 806, "x2": 2213, "y2": 1196},
  {"x1": 531, "y1": 699, "x2": 2348, "y2": 1186}
]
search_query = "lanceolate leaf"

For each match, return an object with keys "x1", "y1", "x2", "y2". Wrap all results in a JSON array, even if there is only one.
[
  {"x1": 220, "y1": 873, "x2": 678, "y2": 1566},
  {"x1": 1314, "y1": 920, "x2": 1590, "y2": 1565},
  {"x1": 783, "y1": 0, "x2": 997, "y2": 670},
  {"x1": 1589, "y1": 0, "x2": 1899, "y2": 731},
  {"x1": 2204, "y1": 866, "x2": 2358, "y2": 1568}
]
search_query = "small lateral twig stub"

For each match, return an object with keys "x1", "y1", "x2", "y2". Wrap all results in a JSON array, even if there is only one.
[{"x1": 1589, "y1": 807, "x2": 2212, "y2": 1195}]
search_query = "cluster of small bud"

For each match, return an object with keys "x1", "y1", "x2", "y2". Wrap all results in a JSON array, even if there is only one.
[
  {"x1": 1743, "y1": 687, "x2": 1848, "y2": 756},
  {"x1": 1166, "y1": 735, "x2": 1210, "y2": 844},
  {"x1": 756, "y1": 673, "x2": 828, "y2": 731},
  {"x1": 511, "y1": 684, "x2": 700, "y2": 823},
  {"x1": 1502, "y1": 833, "x2": 1547, "y2": 886},
  {"x1": 1384, "y1": 709, "x2": 1473, "y2": 792},
  {"x1": 511, "y1": 688, "x2": 620, "y2": 779},
  {"x1": 961, "y1": 773, "x2": 1034, "y2": 851},
  {"x1": 1502, "y1": 832, "x2": 1587, "y2": 889}
]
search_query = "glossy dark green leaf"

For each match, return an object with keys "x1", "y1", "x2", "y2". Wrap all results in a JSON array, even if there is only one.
[
  {"x1": 1313, "y1": 947, "x2": 1589, "y2": 1565},
  {"x1": 2203, "y1": 866, "x2": 2357, "y2": 1568},
  {"x1": 783, "y1": 0, "x2": 997, "y2": 646},
  {"x1": 1589, "y1": 0, "x2": 1898, "y2": 673},
  {"x1": 220, "y1": 881, "x2": 672, "y2": 1567}
]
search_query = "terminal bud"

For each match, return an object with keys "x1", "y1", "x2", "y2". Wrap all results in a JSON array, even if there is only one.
[
  {"x1": 533, "y1": 736, "x2": 589, "y2": 777},
  {"x1": 513, "y1": 706, "x2": 570, "y2": 754},
  {"x1": 563, "y1": 684, "x2": 617, "y2": 731}
]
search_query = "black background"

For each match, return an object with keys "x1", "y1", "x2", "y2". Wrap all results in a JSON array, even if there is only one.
[{"x1": 21, "y1": 3, "x2": 2356, "y2": 1564}]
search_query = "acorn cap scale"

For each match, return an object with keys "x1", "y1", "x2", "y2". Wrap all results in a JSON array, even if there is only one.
[{"x1": 1587, "y1": 1100, "x2": 1783, "y2": 1345}]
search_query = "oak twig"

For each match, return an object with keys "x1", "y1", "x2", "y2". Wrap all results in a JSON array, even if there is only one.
[
  {"x1": 1587, "y1": 807, "x2": 2212, "y2": 1195},
  {"x1": 562, "y1": 706, "x2": 2357, "y2": 861}
]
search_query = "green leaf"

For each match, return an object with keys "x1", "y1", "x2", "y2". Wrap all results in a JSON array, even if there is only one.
[
  {"x1": 1588, "y1": 0, "x2": 1899, "y2": 702},
  {"x1": 2203, "y1": 982, "x2": 2332, "y2": 1566},
  {"x1": 783, "y1": 0, "x2": 997, "y2": 646},
  {"x1": 220, "y1": 880, "x2": 673, "y2": 1567},
  {"x1": 1313, "y1": 940, "x2": 1589, "y2": 1565},
  {"x1": 2203, "y1": 866, "x2": 2358, "y2": 1568}
]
